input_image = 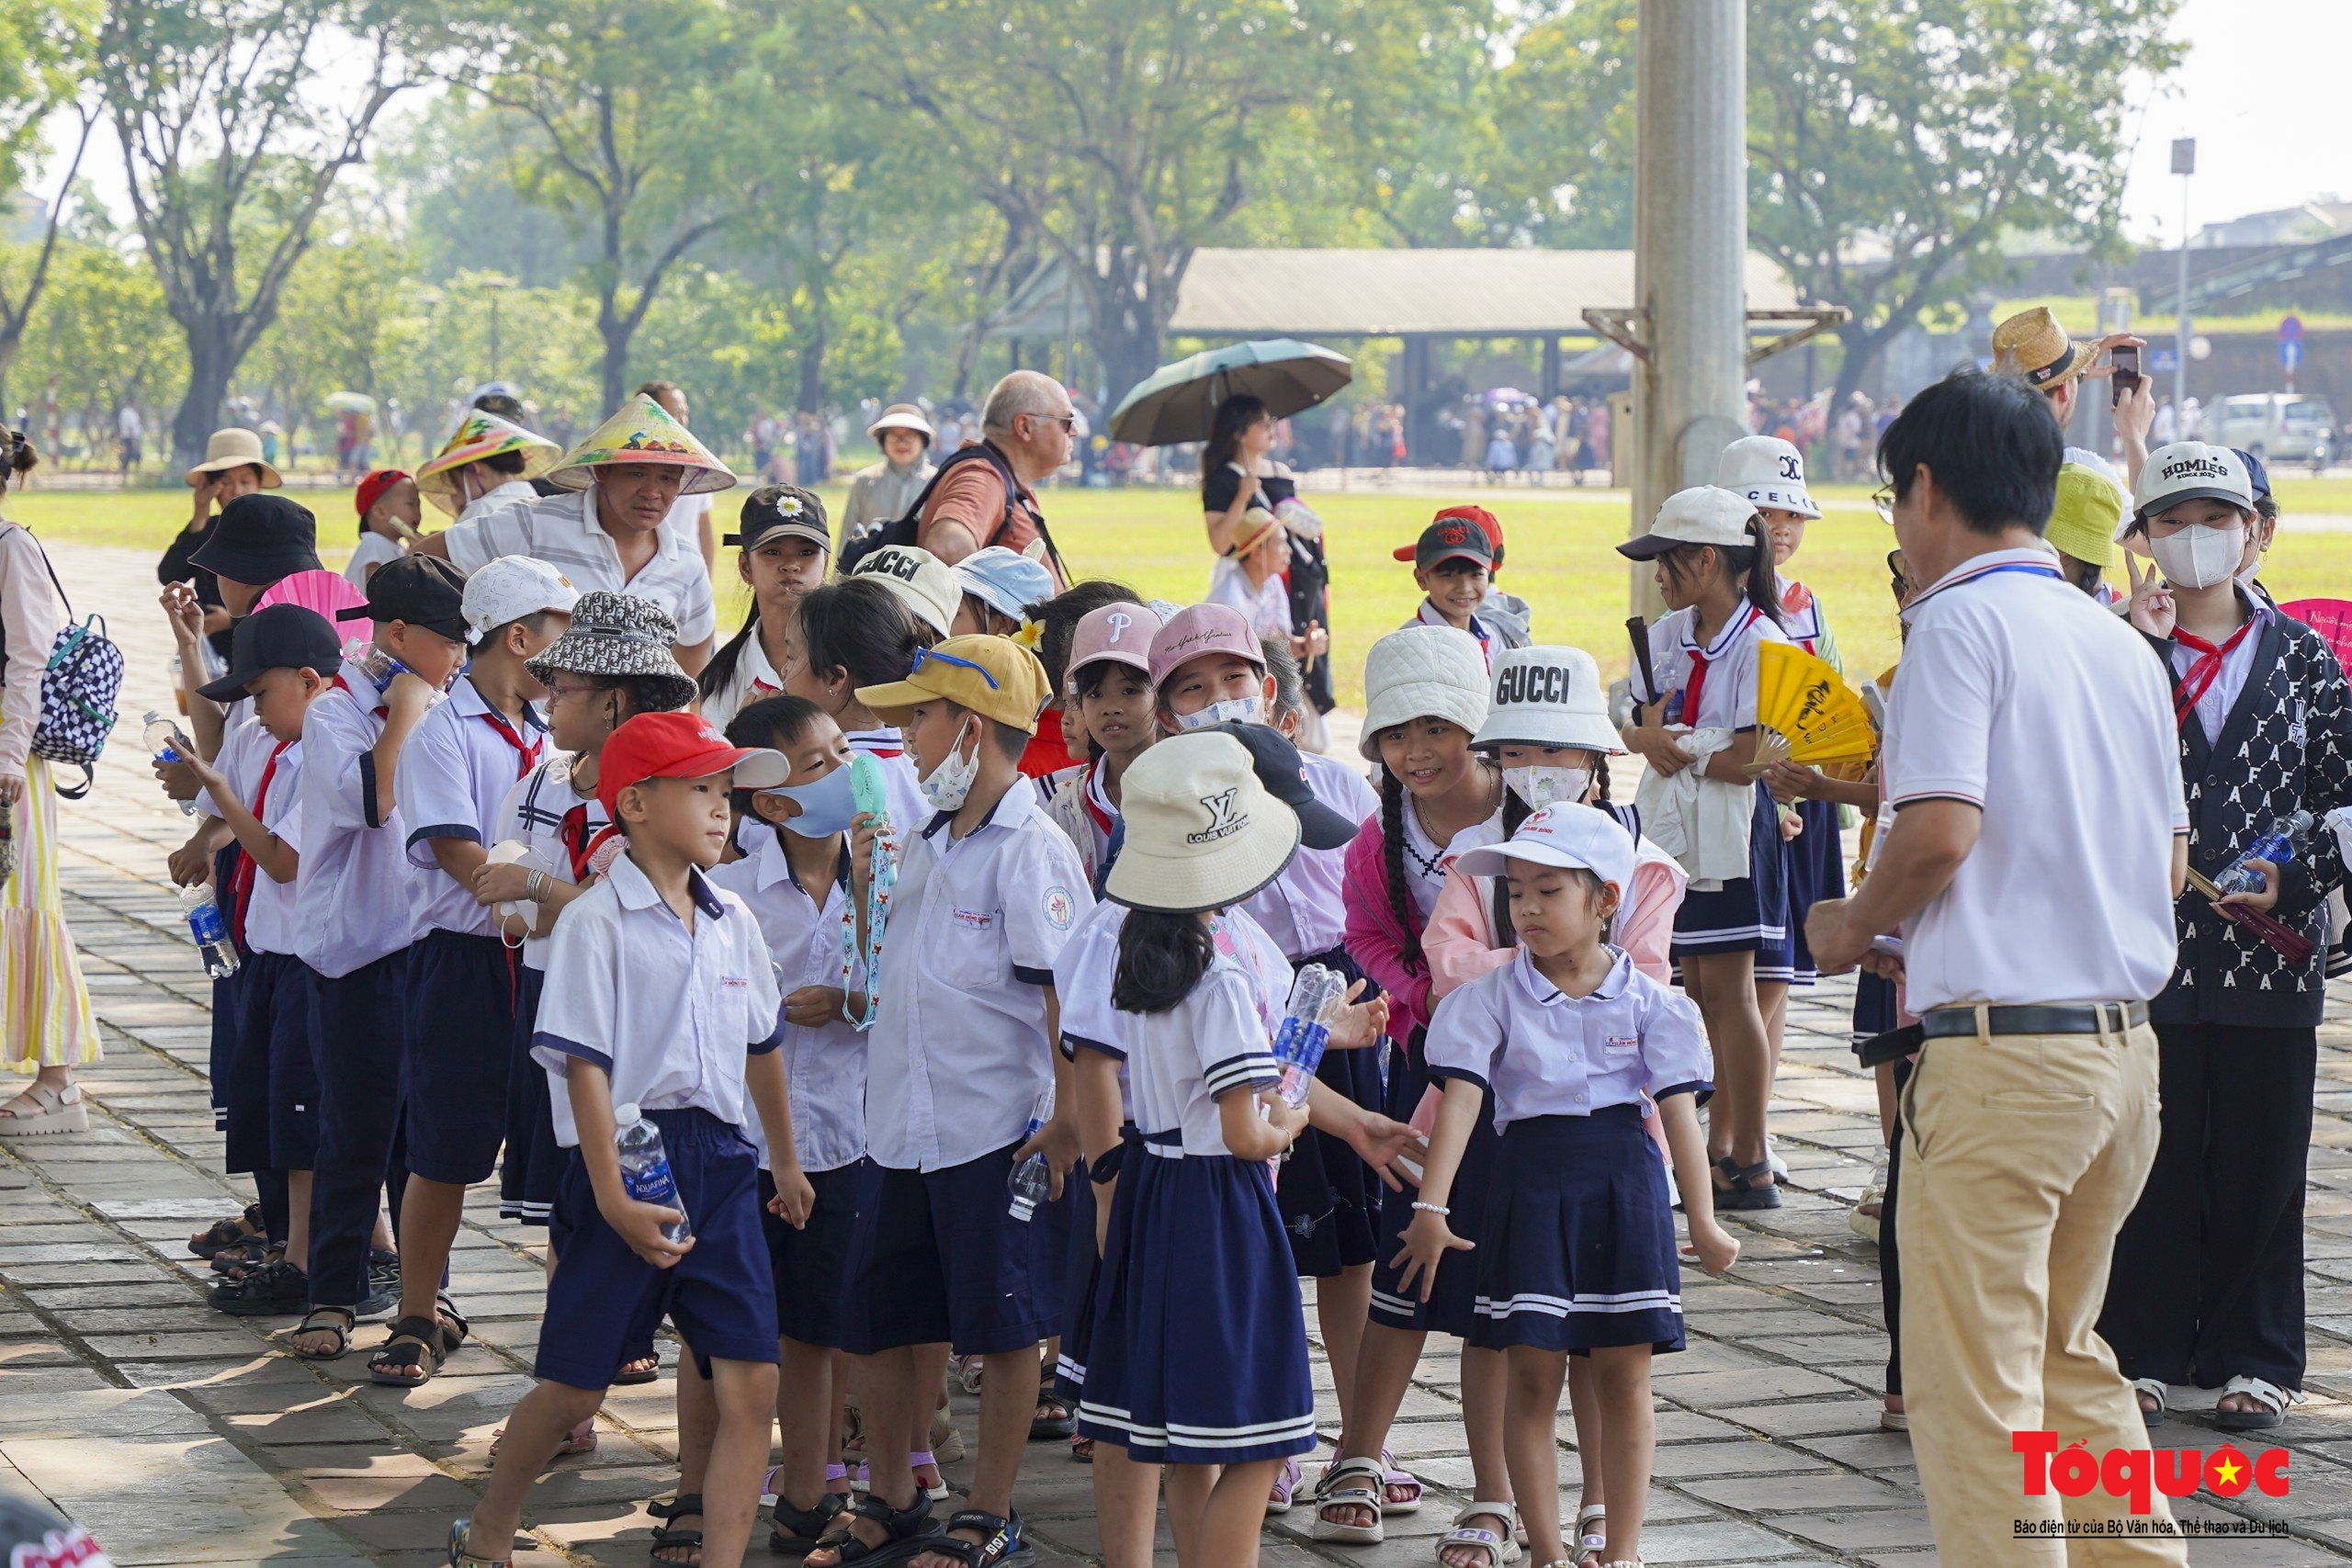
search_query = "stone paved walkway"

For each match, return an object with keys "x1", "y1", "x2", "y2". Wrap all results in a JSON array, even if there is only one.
[{"x1": 7, "y1": 543, "x2": 2352, "y2": 1565}]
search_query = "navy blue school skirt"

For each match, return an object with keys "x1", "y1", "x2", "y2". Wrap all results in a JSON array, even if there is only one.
[
  {"x1": 1055, "y1": 1130, "x2": 1136, "y2": 1404},
  {"x1": 1850, "y1": 970, "x2": 1900, "y2": 1050},
  {"x1": 1368, "y1": 1028, "x2": 1498, "y2": 1338},
  {"x1": 1276, "y1": 946, "x2": 1387, "y2": 1278},
  {"x1": 1670, "y1": 782, "x2": 1795, "y2": 976},
  {"x1": 1077, "y1": 1138, "x2": 1316, "y2": 1467},
  {"x1": 1470, "y1": 1108, "x2": 1685, "y2": 1356},
  {"x1": 1774, "y1": 797, "x2": 1842, "y2": 987},
  {"x1": 498, "y1": 964, "x2": 566, "y2": 1225}
]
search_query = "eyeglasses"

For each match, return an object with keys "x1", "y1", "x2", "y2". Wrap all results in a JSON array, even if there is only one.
[
  {"x1": 543, "y1": 680, "x2": 599, "y2": 703},
  {"x1": 909, "y1": 647, "x2": 1000, "y2": 689},
  {"x1": 1871, "y1": 484, "x2": 1897, "y2": 525}
]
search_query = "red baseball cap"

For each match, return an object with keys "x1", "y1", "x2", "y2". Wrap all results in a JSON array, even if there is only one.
[
  {"x1": 355, "y1": 468, "x2": 410, "y2": 519},
  {"x1": 1395, "y1": 504, "x2": 1504, "y2": 566},
  {"x1": 597, "y1": 711, "x2": 789, "y2": 819}
]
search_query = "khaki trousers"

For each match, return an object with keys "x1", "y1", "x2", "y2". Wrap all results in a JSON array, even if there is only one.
[{"x1": 1898, "y1": 1018, "x2": 2188, "y2": 1565}]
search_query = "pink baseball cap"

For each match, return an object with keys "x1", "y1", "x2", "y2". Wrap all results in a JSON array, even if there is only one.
[
  {"x1": 1067, "y1": 601, "x2": 1161, "y2": 690},
  {"x1": 1148, "y1": 603, "x2": 1267, "y2": 689}
]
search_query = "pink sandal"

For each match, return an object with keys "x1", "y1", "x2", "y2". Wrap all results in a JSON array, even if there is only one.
[
  {"x1": 1380, "y1": 1449, "x2": 1422, "y2": 1515},
  {"x1": 1267, "y1": 1454, "x2": 1305, "y2": 1514}
]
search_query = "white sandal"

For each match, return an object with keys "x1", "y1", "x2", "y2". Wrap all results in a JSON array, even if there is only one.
[
  {"x1": 0, "y1": 1080, "x2": 86, "y2": 1135},
  {"x1": 1575, "y1": 1504, "x2": 1607, "y2": 1564},
  {"x1": 2130, "y1": 1377, "x2": 2168, "y2": 1424},
  {"x1": 1437, "y1": 1501, "x2": 1521, "y2": 1567},
  {"x1": 2214, "y1": 1374, "x2": 2299, "y2": 1431},
  {"x1": 1311, "y1": 1455, "x2": 1386, "y2": 1544}
]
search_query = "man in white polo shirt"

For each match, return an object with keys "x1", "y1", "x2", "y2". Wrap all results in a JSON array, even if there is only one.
[
  {"x1": 419, "y1": 393, "x2": 729, "y2": 673},
  {"x1": 1806, "y1": 371, "x2": 2189, "y2": 1564}
]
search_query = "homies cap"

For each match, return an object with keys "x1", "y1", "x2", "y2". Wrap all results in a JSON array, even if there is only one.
[
  {"x1": 2132, "y1": 442, "x2": 2254, "y2": 523},
  {"x1": 1148, "y1": 603, "x2": 1267, "y2": 690}
]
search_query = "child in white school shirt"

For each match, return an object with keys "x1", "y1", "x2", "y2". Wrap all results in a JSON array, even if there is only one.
[
  {"x1": 449, "y1": 711, "x2": 803, "y2": 1568},
  {"x1": 373, "y1": 556, "x2": 575, "y2": 1391}
]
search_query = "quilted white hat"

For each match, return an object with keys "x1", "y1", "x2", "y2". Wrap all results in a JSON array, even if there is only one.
[
  {"x1": 1474, "y1": 645, "x2": 1623, "y2": 755},
  {"x1": 1358, "y1": 625, "x2": 1490, "y2": 762}
]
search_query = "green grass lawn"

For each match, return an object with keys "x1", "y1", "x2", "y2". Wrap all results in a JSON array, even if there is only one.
[{"x1": 17, "y1": 479, "x2": 2352, "y2": 707}]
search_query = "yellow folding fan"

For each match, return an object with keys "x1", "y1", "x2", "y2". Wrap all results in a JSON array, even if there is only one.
[{"x1": 1746, "y1": 643, "x2": 1878, "y2": 775}]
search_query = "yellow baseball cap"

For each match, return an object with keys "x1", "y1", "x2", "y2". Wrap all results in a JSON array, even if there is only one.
[{"x1": 854, "y1": 635, "x2": 1051, "y2": 734}]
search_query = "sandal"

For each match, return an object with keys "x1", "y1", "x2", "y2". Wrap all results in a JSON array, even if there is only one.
[
  {"x1": 1069, "y1": 1434, "x2": 1093, "y2": 1464},
  {"x1": 928, "y1": 1401, "x2": 966, "y2": 1463},
  {"x1": 447, "y1": 1519, "x2": 509, "y2": 1567},
  {"x1": 369, "y1": 1295, "x2": 469, "y2": 1387},
  {"x1": 1576, "y1": 1505, "x2": 1606, "y2": 1566},
  {"x1": 912, "y1": 1508, "x2": 1023, "y2": 1568},
  {"x1": 209, "y1": 1258, "x2": 309, "y2": 1316},
  {"x1": 1267, "y1": 1454, "x2": 1304, "y2": 1515},
  {"x1": 804, "y1": 1489, "x2": 937, "y2": 1567},
  {"x1": 2215, "y1": 1374, "x2": 2299, "y2": 1431},
  {"x1": 212, "y1": 1237, "x2": 277, "y2": 1275},
  {"x1": 490, "y1": 1418, "x2": 597, "y2": 1461},
  {"x1": 1712, "y1": 1156, "x2": 1782, "y2": 1211},
  {"x1": 2131, "y1": 1378, "x2": 2168, "y2": 1425},
  {"x1": 615, "y1": 1352, "x2": 661, "y2": 1386},
  {"x1": 950, "y1": 1353, "x2": 985, "y2": 1395},
  {"x1": 291, "y1": 1306, "x2": 354, "y2": 1361},
  {"x1": 647, "y1": 1492, "x2": 701, "y2": 1564},
  {"x1": 1381, "y1": 1449, "x2": 1423, "y2": 1516},
  {"x1": 1312, "y1": 1455, "x2": 1386, "y2": 1544},
  {"x1": 191, "y1": 1203, "x2": 265, "y2": 1258},
  {"x1": 0, "y1": 1078, "x2": 87, "y2": 1135},
  {"x1": 1029, "y1": 1382, "x2": 1076, "y2": 1440},
  {"x1": 771, "y1": 1489, "x2": 849, "y2": 1555},
  {"x1": 1439, "y1": 1500, "x2": 1521, "y2": 1567},
  {"x1": 911, "y1": 1450, "x2": 949, "y2": 1503}
]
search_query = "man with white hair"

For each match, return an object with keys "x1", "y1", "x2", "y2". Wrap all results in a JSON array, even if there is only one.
[{"x1": 915, "y1": 369, "x2": 1072, "y2": 583}]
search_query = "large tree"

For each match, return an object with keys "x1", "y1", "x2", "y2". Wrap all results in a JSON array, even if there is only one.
[
  {"x1": 97, "y1": 0, "x2": 425, "y2": 464},
  {"x1": 835, "y1": 0, "x2": 1481, "y2": 399},
  {"x1": 447, "y1": 0, "x2": 775, "y2": 412},
  {"x1": 0, "y1": 0, "x2": 96, "y2": 402}
]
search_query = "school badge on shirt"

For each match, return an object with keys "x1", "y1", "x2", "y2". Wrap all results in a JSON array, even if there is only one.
[{"x1": 1044, "y1": 886, "x2": 1075, "y2": 931}]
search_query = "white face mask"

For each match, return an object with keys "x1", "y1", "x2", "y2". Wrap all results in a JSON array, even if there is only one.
[
  {"x1": 920, "y1": 718, "x2": 980, "y2": 811},
  {"x1": 1504, "y1": 764, "x2": 1589, "y2": 809},
  {"x1": 1172, "y1": 695, "x2": 1262, "y2": 732},
  {"x1": 2150, "y1": 522, "x2": 2246, "y2": 592}
]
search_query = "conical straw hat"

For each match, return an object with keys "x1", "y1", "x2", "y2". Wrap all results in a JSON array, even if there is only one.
[
  {"x1": 546, "y1": 395, "x2": 737, "y2": 496},
  {"x1": 415, "y1": 412, "x2": 561, "y2": 516}
]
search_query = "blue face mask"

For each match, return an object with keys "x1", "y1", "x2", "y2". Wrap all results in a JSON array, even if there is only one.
[{"x1": 769, "y1": 762, "x2": 858, "y2": 838}]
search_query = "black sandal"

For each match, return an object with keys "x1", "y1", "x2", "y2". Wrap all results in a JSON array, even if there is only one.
[
  {"x1": 614, "y1": 1353, "x2": 662, "y2": 1386},
  {"x1": 435, "y1": 1294, "x2": 471, "y2": 1353},
  {"x1": 647, "y1": 1492, "x2": 702, "y2": 1563},
  {"x1": 1029, "y1": 1382, "x2": 1077, "y2": 1441},
  {"x1": 191, "y1": 1203, "x2": 264, "y2": 1258},
  {"x1": 369, "y1": 1315, "x2": 448, "y2": 1387},
  {"x1": 805, "y1": 1491, "x2": 936, "y2": 1566},
  {"x1": 292, "y1": 1306, "x2": 354, "y2": 1361},
  {"x1": 770, "y1": 1490, "x2": 848, "y2": 1554},
  {"x1": 1713, "y1": 1156, "x2": 1783, "y2": 1211},
  {"x1": 919, "y1": 1509, "x2": 1025, "y2": 1567}
]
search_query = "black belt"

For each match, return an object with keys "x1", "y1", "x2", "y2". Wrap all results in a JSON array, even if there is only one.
[{"x1": 1918, "y1": 1002, "x2": 2148, "y2": 1040}]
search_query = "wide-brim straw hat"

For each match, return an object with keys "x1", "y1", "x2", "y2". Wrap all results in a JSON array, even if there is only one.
[
  {"x1": 547, "y1": 395, "x2": 738, "y2": 496},
  {"x1": 1991, "y1": 306, "x2": 2096, "y2": 391},
  {"x1": 416, "y1": 412, "x2": 561, "y2": 515},
  {"x1": 185, "y1": 426, "x2": 284, "y2": 489},
  {"x1": 525, "y1": 590, "x2": 697, "y2": 710},
  {"x1": 1104, "y1": 732, "x2": 1302, "y2": 915}
]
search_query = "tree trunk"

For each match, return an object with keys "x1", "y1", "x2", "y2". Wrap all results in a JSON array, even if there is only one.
[
  {"x1": 600, "y1": 320, "x2": 630, "y2": 416},
  {"x1": 173, "y1": 322, "x2": 241, "y2": 467},
  {"x1": 797, "y1": 330, "x2": 826, "y2": 414},
  {"x1": 1091, "y1": 313, "x2": 1162, "y2": 412}
]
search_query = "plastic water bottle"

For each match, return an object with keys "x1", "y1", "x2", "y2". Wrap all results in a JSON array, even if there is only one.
[
  {"x1": 144, "y1": 712, "x2": 198, "y2": 817},
  {"x1": 614, "y1": 1103, "x2": 693, "y2": 1244},
  {"x1": 179, "y1": 884, "x2": 239, "y2": 978},
  {"x1": 1273, "y1": 965, "x2": 1344, "y2": 1108},
  {"x1": 1006, "y1": 1087, "x2": 1056, "y2": 1222},
  {"x1": 2216, "y1": 810, "x2": 2314, "y2": 897}
]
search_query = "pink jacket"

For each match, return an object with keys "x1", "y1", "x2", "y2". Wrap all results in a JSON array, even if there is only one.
[
  {"x1": 1341, "y1": 815, "x2": 1439, "y2": 1040},
  {"x1": 1425, "y1": 836, "x2": 1689, "y2": 1000}
]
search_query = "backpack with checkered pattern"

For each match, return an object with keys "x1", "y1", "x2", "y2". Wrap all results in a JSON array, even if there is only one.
[{"x1": 2, "y1": 527, "x2": 122, "y2": 799}]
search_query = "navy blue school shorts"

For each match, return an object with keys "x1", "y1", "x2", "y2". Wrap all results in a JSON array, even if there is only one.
[
  {"x1": 226, "y1": 952, "x2": 315, "y2": 1172},
  {"x1": 401, "y1": 930, "x2": 516, "y2": 1186},
  {"x1": 842, "y1": 1141, "x2": 1067, "y2": 1358},
  {"x1": 538, "y1": 1107, "x2": 778, "y2": 1390},
  {"x1": 760, "y1": 1157, "x2": 878, "y2": 1350}
]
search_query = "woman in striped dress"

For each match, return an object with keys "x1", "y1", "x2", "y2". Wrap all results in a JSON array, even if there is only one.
[{"x1": 0, "y1": 427, "x2": 99, "y2": 1131}]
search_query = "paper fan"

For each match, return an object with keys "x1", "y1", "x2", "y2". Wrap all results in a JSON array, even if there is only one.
[
  {"x1": 1750, "y1": 643, "x2": 1877, "y2": 773},
  {"x1": 254, "y1": 568, "x2": 372, "y2": 633},
  {"x1": 2279, "y1": 600, "x2": 2352, "y2": 672}
]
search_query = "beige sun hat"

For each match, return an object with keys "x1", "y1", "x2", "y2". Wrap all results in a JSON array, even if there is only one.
[
  {"x1": 867, "y1": 402, "x2": 935, "y2": 442},
  {"x1": 1103, "y1": 731, "x2": 1302, "y2": 915},
  {"x1": 415, "y1": 412, "x2": 561, "y2": 516},
  {"x1": 1991, "y1": 307, "x2": 2097, "y2": 390},
  {"x1": 547, "y1": 395, "x2": 737, "y2": 495},
  {"x1": 185, "y1": 427, "x2": 284, "y2": 489}
]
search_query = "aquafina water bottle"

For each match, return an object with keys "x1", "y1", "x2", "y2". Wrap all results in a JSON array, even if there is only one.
[
  {"x1": 614, "y1": 1103, "x2": 693, "y2": 1244},
  {"x1": 179, "y1": 883, "x2": 239, "y2": 978},
  {"x1": 1273, "y1": 965, "x2": 1344, "y2": 1109},
  {"x1": 1007, "y1": 1087, "x2": 1057, "y2": 1222},
  {"x1": 144, "y1": 712, "x2": 198, "y2": 817},
  {"x1": 2216, "y1": 810, "x2": 2314, "y2": 897}
]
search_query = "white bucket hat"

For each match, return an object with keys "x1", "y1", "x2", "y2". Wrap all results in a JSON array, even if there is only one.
[
  {"x1": 866, "y1": 402, "x2": 935, "y2": 442},
  {"x1": 1358, "y1": 625, "x2": 1491, "y2": 762},
  {"x1": 1714, "y1": 435, "x2": 1820, "y2": 520},
  {"x1": 1104, "y1": 732, "x2": 1302, "y2": 914},
  {"x1": 1475, "y1": 646, "x2": 1623, "y2": 755}
]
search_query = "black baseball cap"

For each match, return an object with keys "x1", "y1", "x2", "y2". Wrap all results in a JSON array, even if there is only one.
[
  {"x1": 1408, "y1": 515, "x2": 1496, "y2": 571},
  {"x1": 335, "y1": 554, "x2": 468, "y2": 642},
  {"x1": 197, "y1": 604, "x2": 345, "y2": 702},
  {"x1": 1197, "y1": 721, "x2": 1359, "y2": 851},
  {"x1": 725, "y1": 484, "x2": 831, "y2": 551},
  {"x1": 187, "y1": 493, "x2": 323, "y2": 586}
]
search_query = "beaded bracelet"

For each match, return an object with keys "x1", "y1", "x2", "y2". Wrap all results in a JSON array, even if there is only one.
[{"x1": 1411, "y1": 1201, "x2": 1450, "y2": 1215}]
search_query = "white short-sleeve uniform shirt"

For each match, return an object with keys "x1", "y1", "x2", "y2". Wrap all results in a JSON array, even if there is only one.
[
  {"x1": 1123, "y1": 960, "x2": 1283, "y2": 1155},
  {"x1": 865, "y1": 784, "x2": 1093, "y2": 1172},
  {"x1": 294, "y1": 660, "x2": 435, "y2": 977},
  {"x1": 492, "y1": 752, "x2": 615, "y2": 973},
  {"x1": 1883, "y1": 547, "x2": 2188, "y2": 1012},
  {"x1": 1634, "y1": 603, "x2": 1790, "y2": 729},
  {"x1": 197, "y1": 722, "x2": 307, "y2": 958},
  {"x1": 400, "y1": 676, "x2": 548, "y2": 938},
  {"x1": 437, "y1": 489, "x2": 717, "y2": 646},
  {"x1": 531, "y1": 852, "x2": 786, "y2": 1149}
]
